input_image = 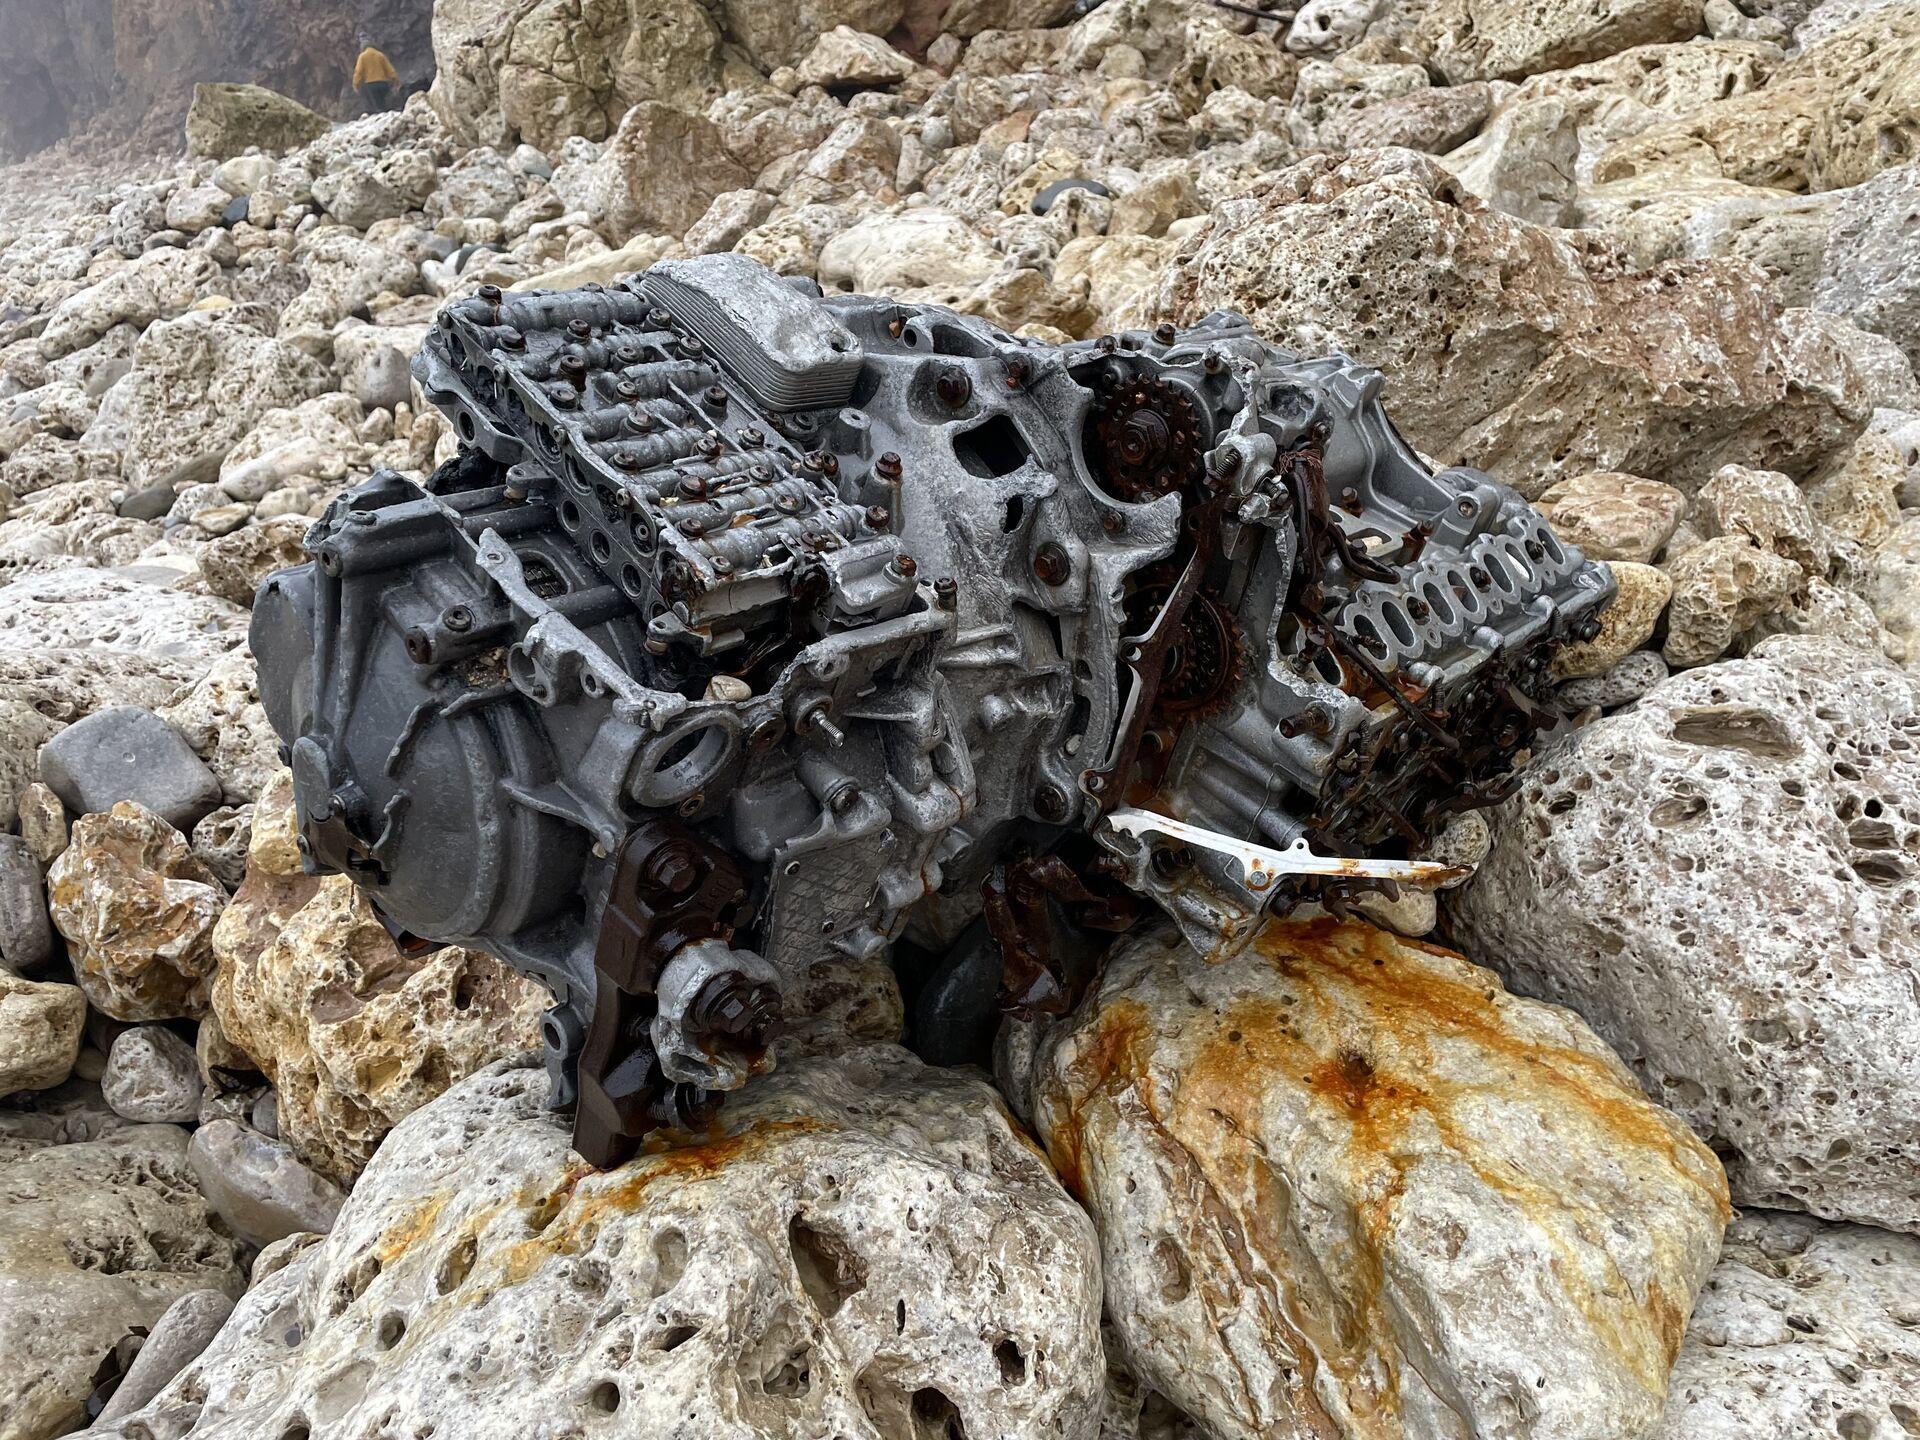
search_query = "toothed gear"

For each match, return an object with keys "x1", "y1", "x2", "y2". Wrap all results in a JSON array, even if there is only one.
[{"x1": 1088, "y1": 375, "x2": 1206, "y2": 503}]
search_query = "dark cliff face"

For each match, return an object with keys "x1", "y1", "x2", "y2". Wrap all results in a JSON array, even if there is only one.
[{"x1": 0, "y1": 0, "x2": 435, "y2": 158}]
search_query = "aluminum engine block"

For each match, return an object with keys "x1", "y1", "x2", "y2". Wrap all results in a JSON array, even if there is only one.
[{"x1": 251, "y1": 254, "x2": 1613, "y2": 1165}]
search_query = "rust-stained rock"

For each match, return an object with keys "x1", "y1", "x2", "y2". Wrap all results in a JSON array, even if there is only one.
[
  {"x1": 1024, "y1": 919, "x2": 1729, "y2": 1440},
  {"x1": 47, "y1": 802, "x2": 225, "y2": 1022},
  {"x1": 212, "y1": 875, "x2": 546, "y2": 1183},
  {"x1": 1452, "y1": 634, "x2": 1920, "y2": 1232},
  {"x1": 89, "y1": 1050, "x2": 1105, "y2": 1440},
  {"x1": 1146, "y1": 150, "x2": 1869, "y2": 501}
]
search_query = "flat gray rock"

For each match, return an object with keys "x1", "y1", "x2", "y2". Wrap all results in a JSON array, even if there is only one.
[
  {"x1": 0, "y1": 833, "x2": 54, "y2": 972},
  {"x1": 187, "y1": 1119, "x2": 345, "y2": 1248},
  {"x1": 38, "y1": 706, "x2": 223, "y2": 832}
]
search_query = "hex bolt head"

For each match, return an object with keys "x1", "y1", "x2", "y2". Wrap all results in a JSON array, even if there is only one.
[
  {"x1": 1033, "y1": 541, "x2": 1071, "y2": 586},
  {"x1": 935, "y1": 368, "x2": 971, "y2": 409}
]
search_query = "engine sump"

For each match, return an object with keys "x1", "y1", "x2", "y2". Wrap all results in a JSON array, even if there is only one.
[{"x1": 251, "y1": 254, "x2": 1613, "y2": 1166}]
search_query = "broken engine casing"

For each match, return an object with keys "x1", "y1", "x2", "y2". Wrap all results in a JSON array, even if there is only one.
[{"x1": 251, "y1": 254, "x2": 1613, "y2": 1165}]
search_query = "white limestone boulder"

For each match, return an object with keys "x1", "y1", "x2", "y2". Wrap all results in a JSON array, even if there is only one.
[
  {"x1": 1021, "y1": 918, "x2": 1729, "y2": 1440},
  {"x1": 89, "y1": 1049, "x2": 1106, "y2": 1440},
  {"x1": 1452, "y1": 634, "x2": 1920, "y2": 1231}
]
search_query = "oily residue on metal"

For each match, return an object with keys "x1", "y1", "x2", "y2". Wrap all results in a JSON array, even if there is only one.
[{"x1": 1043, "y1": 916, "x2": 1729, "y2": 1433}]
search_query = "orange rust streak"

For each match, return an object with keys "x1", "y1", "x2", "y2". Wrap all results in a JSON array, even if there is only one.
[
  {"x1": 485, "y1": 1118, "x2": 827, "y2": 1292},
  {"x1": 375, "y1": 1191, "x2": 452, "y2": 1266}
]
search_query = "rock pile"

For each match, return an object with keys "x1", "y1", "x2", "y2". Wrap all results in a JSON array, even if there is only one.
[{"x1": 0, "y1": 0, "x2": 1916, "y2": 1436}]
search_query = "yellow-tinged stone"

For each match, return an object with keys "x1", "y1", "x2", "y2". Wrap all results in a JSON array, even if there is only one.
[
  {"x1": 1554, "y1": 560, "x2": 1673, "y2": 678},
  {"x1": 212, "y1": 875, "x2": 546, "y2": 1183},
  {"x1": 46, "y1": 802, "x2": 225, "y2": 1021},
  {"x1": 1029, "y1": 918, "x2": 1729, "y2": 1440}
]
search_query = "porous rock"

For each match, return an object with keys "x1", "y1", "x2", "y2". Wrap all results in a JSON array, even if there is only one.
[
  {"x1": 1656, "y1": 1209, "x2": 1920, "y2": 1437},
  {"x1": 1553, "y1": 559, "x2": 1673, "y2": 677},
  {"x1": 557, "y1": 101, "x2": 753, "y2": 240},
  {"x1": 1418, "y1": 0, "x2": 1709, "y2": 83},
  {"x1": 1451, "y1": 635, "x2": 1920, "y2": 1232},
  {"x1": 0, "y1": 1124, "x2": 244, "y2": 1440},
  {"x1": 0, "y1": 971, "x2": 85, "y2": 1092},
  {"x1": 1867, "y1": 513, "x2": 1920, "y2": 664},
  {"x1": 211, "y1": 873, "x2": 547, "y2": 1183},
  {"x1": 101, "y1": 1026, "x2": 203, "y2": 1125},
  {"x1": 189, "y1": 805, "x2": 253, "y2": 889},
  {"x1": 184, "y1": 83, "x2": 331, "y2": 159},
  {"x1": 1148, "y1": 150, "x2": 1869, "y2": 501},
  {"x1": 1662, "y1": 535, "x2": 1805, "y2": 666},
  {"x1": 1814, "y1": 160, "x2": 1920, "y2": 365},
  {"x1": 0, "y1": 568, "x2": 247, "y2": 669},
  {"x1": 47, "y1": 802, "x2": 226, "y2": 1022},
  {"x1": 1559, "y1": 648, "x2": 1673, "y2": 709},
  {"x1": 155, "y1": 647, "x2": 282, "y2": 807},
  {"x1": 93, "y1": 1289, "x2": 237, "y2": 1428},
  {"x1": 37, "y1": 706, "x2": 224, "y2": 833},
  {"x1": 94, "y1": 1050, "x2": 1105, "y2": 1440},
  {"x1": 1025, "y1": 918, "x2": 1729, "y2": 1440},
  {"x1": 118, "y1": 310, "x2": 330, "y2": 489}
]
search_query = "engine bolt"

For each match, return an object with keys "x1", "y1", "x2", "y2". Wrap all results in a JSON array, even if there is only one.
[
  {"x1": 704, "y1": 385, "x2": 728, "y2": 410},
  {"x1": 679, "y1": 476, "x2": 707, "y2": 498},
  {"x1": 876, "y1": 451, "x2": 903, "y2": 480},
  {"x1": 935, "y1": 368, "x2": 971, "y2": 409},
  {"x1": 697, "y1": 435, "x2": 722, "y2": 457},
  {"x1": 890, "y1": 552, "x2": 919, "y2": 579},
  {"x1": 567, "y1": 319, "x2": 591, "y2": 340},
  {"x1": 646, "y1": 846, "x2": 698, "y2": 896},
  {"x1": 1469, "y1": 566, "x2": 1491, "y2": 587},
  {"x1": 1153, "y1": 322, "x2": 1177, "y2": 344},
  {"x1": 1004, "y1": 356, "x2": 1031, "y2": 388},
  {"x1": 680, "y1": 335, "x2": 705, "y2": 356},
  {"x1": 478, "y1": 283, "x2": 503, "y2": 304},
  {"x1": 1034, "y1": 784, "x2": 1070, "y2": 822},
  {"x1": 498, "y1": 329, "x2": 525, "y2": 350},
  {"x1": 1100, "y1": 511, "x2": 1126, "y2": 536},
  {"x1": 1033, "y1": 541, "x2": 1071, "y2": 586},
  {"x1": 739, "y1": 426, "x2": 764, "y2": 446},
  {"x1": 1407, "y1": 597, "x2": 1430, "y2": 621},
  {"x1": 443, "y1": 605, "x2": 473, "y2": 632},
  {"x1": 865, "y1": 505, "x2": 892, "y2": 531},
  {"x1": 647, "y1": 307, "x2": 672, "y2": 328},
  {"x1": 1525, "y1": 538, "x2": 1546, "y2": 561},
  {"x1": 680, "y1": 517, "x2": 707, "y2": 537},
  {"x1": 934, "y1": 576, "x2": 958, "y2": 609}
]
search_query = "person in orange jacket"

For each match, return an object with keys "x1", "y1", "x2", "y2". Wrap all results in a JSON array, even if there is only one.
[{"x1": 352, "y1": 34, "x2": 400, "y2": 114}]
